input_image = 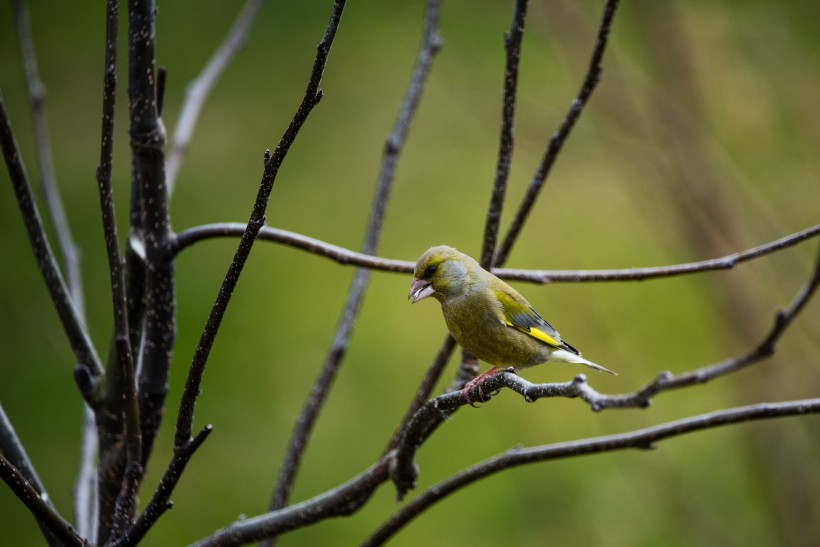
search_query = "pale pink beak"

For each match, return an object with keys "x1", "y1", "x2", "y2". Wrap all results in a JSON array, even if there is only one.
[{"x1": 408, "y1": 278, "x2": 435, "y2": 303}]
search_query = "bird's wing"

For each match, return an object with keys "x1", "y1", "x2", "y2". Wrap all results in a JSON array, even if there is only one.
[{"x1": 493, "y1": 288, "x2": 576, "y2": 352}]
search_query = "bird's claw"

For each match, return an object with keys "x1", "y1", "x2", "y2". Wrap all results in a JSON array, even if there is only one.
[{"x1": 460, "y1": 368, "x2": 500, "y2": 406}]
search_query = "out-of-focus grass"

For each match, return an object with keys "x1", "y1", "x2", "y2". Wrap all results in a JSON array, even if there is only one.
[{"x1": 0, "y1": 1, "x2": 818, "y2": 545}]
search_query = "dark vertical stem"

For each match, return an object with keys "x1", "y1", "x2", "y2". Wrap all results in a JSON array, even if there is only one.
[
  {"x1": 174, "y1": 0, "x2": 347, "y2": 450},
  {"x1": 455, "y1": 0, "x2": 529, "y2": 389},
  {"x1": 96, "y1": 0, "x2": 170, "y2": 541},
  {"x1": 114, "y1": 426, "x2": 212, "y2": 547},
  {"x1": 127, "y1": 0, "x2": 173, "y2": 467},
  {"x1": 94, "y1": 0, "x2": 143, "y2": 538},
  {"x1": 480, "y1": 0, "x2": 528, "y2": 269},
  {"x1": 267, "y1": 0, "x2": 442, "y2": 524}
]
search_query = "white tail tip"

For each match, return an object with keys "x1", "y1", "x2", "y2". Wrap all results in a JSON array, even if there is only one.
[{"x1": 550, "y1": 349, "x2": 617, "y2": 375}]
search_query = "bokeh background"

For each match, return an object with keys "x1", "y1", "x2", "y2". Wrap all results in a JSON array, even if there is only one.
[{"x1": 1, "y1": 0, "x2": 819, "y2": 545}]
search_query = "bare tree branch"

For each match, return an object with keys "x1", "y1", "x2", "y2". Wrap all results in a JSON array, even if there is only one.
[
  {"x1": 498, "y1": 224, "x2": 820, "y2": 283},
  {"x1": 94, "y1": 0, "x2": 170, "y2": 540},
  {"x1": 90, "y1": 0, "x2": 143, "y2": 538},
  {"x1": 0, "y1": 455, "x2": 88, "y2": 547},
  {"x1": 174, "y1": 0, "x2": 347, "y2": 450},
  {"x1": 127, "y1": 0, "x2": 175, "y2": 473},
  {"x1": 113, "y1": 425, "x2": 212, "y2": 547},
  {"x1": 173, "y1": 222, "x2": 819, "y2": 283},
  {"x1": 1, "y1": 1, "x2": 816, "y2": 545},
  {"x1": 495, "y1": 0, "x2": 620, "y2": 266},
  {"x1": 267, "y1": 0, "x2": 442, "y2": 524},
  {"x1": 0, "y1": 96, "x2": 104, "y2": 386},
  {"x1": 462, "y1": 0, "x2": 531, "y2": 397},
  {"x1": 388, "y1": 245, "x2": 820, "y2": 498},
  {"x1": 0, "y1": 404, "x2": 60, "y2": 545},
  {"x1": 96, "y1": 0, "x2": 124, "y2": 383},
  {"x1": 573, "y1": 243, "x2": 820, "y2": 409},
  {"x1": 10, "y1": 0, "x2": 85, "y2": 320},
  {"x1": 165, "y1": 0, "x2": 264, "y2": 195},
  {"x1": 171, "y1": 223, "x2": 410, "y2": 270},
  {"x1": 369, "y1": 397, "x2": 820, "y2": 546},
  {"x1": 481, "y1": 0, "x2": 527, "y2": 268}
]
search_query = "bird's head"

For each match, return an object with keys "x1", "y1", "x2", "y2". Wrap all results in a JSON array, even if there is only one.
[{"x1": 408, "y1": 245, "x2": 477, "y2": 303}]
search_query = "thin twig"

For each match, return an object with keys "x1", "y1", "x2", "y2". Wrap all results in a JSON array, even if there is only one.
[
  {"x1": 192, "y1": 456, "x2": 392, "y2": 547},
  {"x1": 0, "y1": 407, "x2": 57, "y2": 547},
  {"x1": 10, "y1": 0, "x2": 85, "y2": 320},
  {"x1": 388, "y1": 246, "x2": 820, "y2": 497},
  {"x1": 171, "y1": 223, "x2": 409, "y2": 270},
  {"x1": 0, "y1": 456, "x2": 88, "y2": 547},
  {"x1": 0, "y1": 96, "x2": 104, "y2": 385},
  {"x1": 0, "y1": 403, "x2": 50, "y2": 505},
  {"x1": 113, "y1": 426, "x2": 213, "y2": 547},
  {"x1": 166, "y1": 0, "x2": 264, "y2": 195},
  {"x1": 495, "y1": 0, "x2": 620, "y2": 266},
  {"x1": 93, "y1": 0, "x2": 142, "y2": 536},
  {"x1": 368, "y1": 397, "x2": 820, "y2": 546},
  {"x1": 171, "y1": 223, "x2": 820, "y2": 283},
  {"x1": 267, "y1": 0, "x2": 442, "y2": 523},
  {"x1": 497, "y1": 224, "x2": 820, "y2": 283},
  {"x1": 480, "y1": 0, "x2": 528, "y2": 269},
  {"x1": 174, "y1": 0, "x2": 346, "y2": 450},
  {"x1": 573, "y1": 244, "x2": 820, "y2": 409}
]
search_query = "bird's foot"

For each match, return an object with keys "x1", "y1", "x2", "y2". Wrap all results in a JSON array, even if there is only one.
[{"x1": 460, "y1": 367, "x2": 499, "y2": 407}]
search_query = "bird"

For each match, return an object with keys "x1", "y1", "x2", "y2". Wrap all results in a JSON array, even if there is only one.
[{"x1": 408, "y1": 245, "x2": 615, "y2": 400}]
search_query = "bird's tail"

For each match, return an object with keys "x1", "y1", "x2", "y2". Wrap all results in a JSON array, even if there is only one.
[{"x1": 550, "y1": 349, "x2": 617, "y2": 375}]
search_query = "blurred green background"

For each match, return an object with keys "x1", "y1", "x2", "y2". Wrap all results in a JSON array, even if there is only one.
[{"x1": 1, "y1": 0, "x2": 819, "y2": 545}]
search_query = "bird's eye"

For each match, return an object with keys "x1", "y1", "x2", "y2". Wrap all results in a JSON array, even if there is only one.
[{"x1": 425, "y1": 265, "x2": 437, "y2": 277}]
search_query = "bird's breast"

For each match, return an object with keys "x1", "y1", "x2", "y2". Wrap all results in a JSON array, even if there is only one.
[{"x1": 441, "y1": 296, "x2": 550, "y2": 368}]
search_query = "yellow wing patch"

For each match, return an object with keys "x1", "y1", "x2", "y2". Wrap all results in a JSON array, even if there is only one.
[{"x1": 504, "y1": 320, "x2": 562, "y2": 348}]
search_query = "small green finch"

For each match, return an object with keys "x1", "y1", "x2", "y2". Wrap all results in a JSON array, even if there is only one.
[{"x1": 409, "y1": 246, "x2": 615, "y2": 397}]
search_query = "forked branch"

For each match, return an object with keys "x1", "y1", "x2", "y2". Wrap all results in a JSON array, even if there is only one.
[
  {"x1": 0, "y1": 456, "x2": 87, "y2": 547},
  {"x1": 370, "y1": 397, "x2": 820, "y2": 545},
  {"x1": 171, "y1": 223, "x2": 820, "y2": 283},
  {"x1": 174, "y1": 0, "x2": 345, "y2": 452},
  {"x1": 495, "y1": 0, "x2": 620, "y2": 265},
  {"x1": 389, "y1": 245, "x2": 820, "y2": 499},
  {"x1": 267, "y1": 0, "x2": 442, "y2": 520},
  {"x1": 481, "y1": 0, "x2": 528, "y2": 268}
]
